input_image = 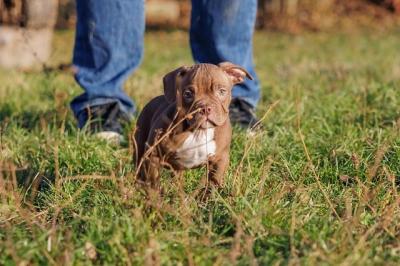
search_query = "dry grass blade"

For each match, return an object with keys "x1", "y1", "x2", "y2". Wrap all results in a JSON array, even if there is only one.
[{"x1": 299, "y1": 131, "x2": 342, "y2": 221}]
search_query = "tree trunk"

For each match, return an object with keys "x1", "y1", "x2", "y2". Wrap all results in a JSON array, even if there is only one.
[
  {"x1": 0, "y1": 0, "x2": 58, "y2": 69},
  {"x1": 0, "y1": 0, "x2": 58, "y2": 28},
  {"x1": 23, "y1": 0, "x2": 58, "y2": 28}
]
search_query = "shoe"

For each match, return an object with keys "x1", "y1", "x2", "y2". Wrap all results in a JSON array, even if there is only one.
[
  {"x1": 94, "y1": 131, "x2": 123, "y2": 145},
  {"x1": 229, "y1": 98, "x2": 261, "y2": 130},
  {"x1": 84, "y1": 102, "x2": 130, "y2": 145}
]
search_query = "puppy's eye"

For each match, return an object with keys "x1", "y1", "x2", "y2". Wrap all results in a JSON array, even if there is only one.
[
  {"x1": 182, "y1": 89, "x2": 194, "y2": 100},
  {"x1": 217, "y1": 88, "x2": 227, "y2": 97}
]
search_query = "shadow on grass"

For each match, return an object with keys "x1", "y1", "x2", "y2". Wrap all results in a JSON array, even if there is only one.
[{"x1": 0, "y1": 101, "x2": 77, "y2": 133}]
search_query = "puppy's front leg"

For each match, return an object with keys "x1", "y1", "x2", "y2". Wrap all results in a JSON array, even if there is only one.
[
  {"x1": 207, "y1": 150, "x2": 230, "y2": 188},
  {"x1": 138, "y1": 152, "x2": 162, "y2": 190},
  {"x1": 138, "y1": 128, "x2": 167, "y2": 189}
]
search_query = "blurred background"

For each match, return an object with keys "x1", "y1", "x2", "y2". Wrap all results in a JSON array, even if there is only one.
[
  {"x1": 0, "y1": 0, "x2": 399, "y2": 69},
  {"x1": 2, "y1": 2, "x2": 400, "y2": 264}
]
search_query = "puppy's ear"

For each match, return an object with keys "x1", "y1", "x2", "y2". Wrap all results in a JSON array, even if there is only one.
[
  {"x1": 218, "y1": 62, "x2": 253, "y2": 84},
  {"x1": 163, "y1": 66, "x2": 189, "y2": 103}
]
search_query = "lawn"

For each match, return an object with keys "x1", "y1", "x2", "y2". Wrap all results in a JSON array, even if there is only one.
[{"x1": 1, "y1": 28, "x2": 400, "y2": 265}]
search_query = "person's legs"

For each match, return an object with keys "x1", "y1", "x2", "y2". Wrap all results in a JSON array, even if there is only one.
[
  {"x1": 190, "y1": 0, "x2": 260, "y2": 110},
  {"x1": 71, "y1": 0, "x2": 145, "y2": 133}
]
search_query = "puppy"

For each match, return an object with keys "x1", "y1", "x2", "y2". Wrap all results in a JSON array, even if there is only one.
[{"x1": 134, "y1": 62, "x2": 252, "y2": 189}]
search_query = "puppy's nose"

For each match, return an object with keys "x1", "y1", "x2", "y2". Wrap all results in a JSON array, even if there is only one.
[{"x1": 199, "y1": 105, "x2": 212, "y2": 116}]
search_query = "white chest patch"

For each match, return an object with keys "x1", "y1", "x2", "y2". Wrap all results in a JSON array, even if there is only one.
[{"x1": 176, "y1": 128, "x2": 216, "y2": 168}]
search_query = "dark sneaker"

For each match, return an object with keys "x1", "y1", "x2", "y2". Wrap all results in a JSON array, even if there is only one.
[
  {"x1": 229, "y1": 98, "x2": 261, "y2": 130},
  {"x1": 84, "y1": 102, "x2": 130, "y2": 145}
]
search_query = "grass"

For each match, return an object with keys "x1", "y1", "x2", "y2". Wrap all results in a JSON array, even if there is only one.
[{"x1": 1, "y1": 28, "x2": 400, "y2": 265}]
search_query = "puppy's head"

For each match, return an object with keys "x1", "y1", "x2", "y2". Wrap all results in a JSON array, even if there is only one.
[{"x1": 163, "y1": 62, "x2": 252, "y2": 129}]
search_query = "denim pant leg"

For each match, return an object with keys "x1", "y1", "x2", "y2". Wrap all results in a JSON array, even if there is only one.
[
  {"x1": 190, "y1": 0, "x2": 260, "y2": 108},
  {"x1": 71, "y1": 0, "x2": 145, "y2": 128}
]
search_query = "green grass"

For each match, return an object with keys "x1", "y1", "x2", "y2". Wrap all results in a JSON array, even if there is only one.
[{"x1": 1, "y1": 28, "x2": 400, "y2": 265}]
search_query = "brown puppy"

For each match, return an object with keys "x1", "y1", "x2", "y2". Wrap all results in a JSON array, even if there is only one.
[{"x1": 134, "y1": 62, "x2": 252, "y2": 189}]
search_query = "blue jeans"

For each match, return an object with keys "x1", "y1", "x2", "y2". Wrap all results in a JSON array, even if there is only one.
[{"x1": 71, "y1": 0, "x2": 259, "y2": 128}]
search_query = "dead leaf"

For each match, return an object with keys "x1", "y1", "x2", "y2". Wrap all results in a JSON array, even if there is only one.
[{"x1": 84, "y1": 242, "x2": 97, "y2": 260}]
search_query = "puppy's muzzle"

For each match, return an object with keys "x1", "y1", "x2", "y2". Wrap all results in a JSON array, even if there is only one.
[{"x1": 187, "y1": 103, "x2": 216, "y2": 128}]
